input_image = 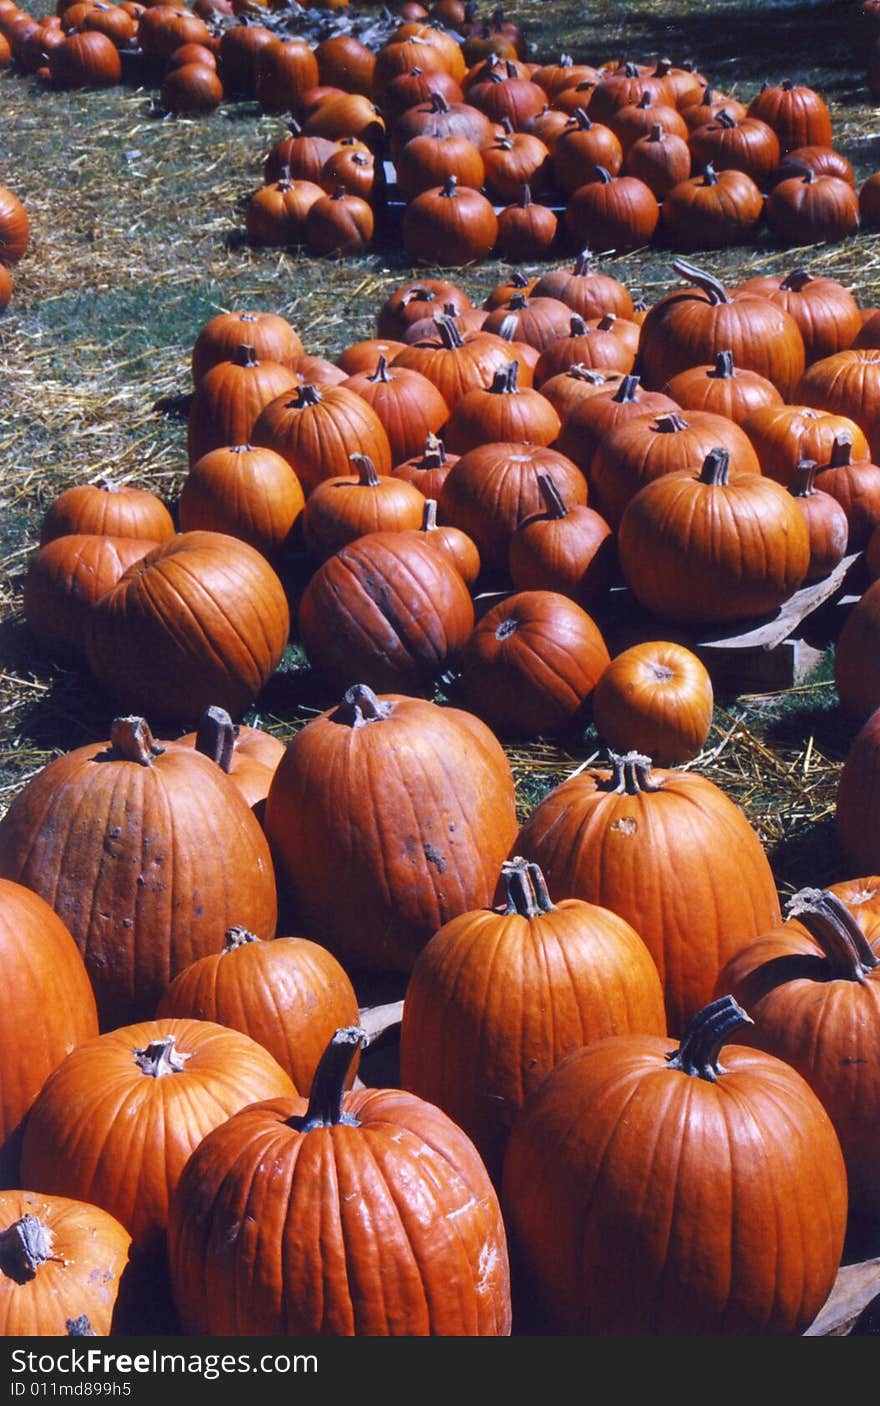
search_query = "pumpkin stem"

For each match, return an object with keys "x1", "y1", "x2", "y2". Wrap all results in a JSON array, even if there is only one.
[
  {"x1": 500, "y1": 856, "x2": 556, "y2": 916},
  {"x1": 785, "y1": 889, "x2": 880, "y2": 979},
  {"x1": 594, "y1": 166, "x2": 613, "y2": 185},
  {"x1": 518, "y1": 183, "x2": 532, "y2": 208},
  {"x1": 231, "y1": 344, "x2": 259, "y2": 368},
  {"x1": 665, "y1": 995, "x2": 754, "y2": 1082},
  {"x1": 428, "y1": 91, "x2": 450, "y2": 112},
  {"x1": 421, "y1": 431, "x2": 447, "y2": 466},
  {"x1": 95, "y1": 478, "x2": 120, "y2": 492},
  {"x1": 350, "y1": 453, "x2": 381, "y2": 486},
  {"x1": 597, "y1": 312, "x2": 616, "y2": 331},
  {"x1": 537, "y1": 472, "x2": 568, "y2": 519},
  {"x1": 636, "y1": 90, "x2": 652, "y2": 109},
  {"x1": 194, "y1": 705, "x2": 236, "y2": 774},
  {"x1": 600, "y1": 749, "x2": 664, "y2": 795},
  {"x1": 715, "y1": 108, "x2": 737, "y2": 129},
  {"x1": 441, "y1": 175, "x2": 459, "y2": 197},
  {"x1": 828, "y1": 433, "x2": 853, "y2": 469},
  {"x1": 612, "y1": 373, "x2": 641, "y2": 403},
  {"x1": 573, "y1": 247, "x2": 593, "y2": 276},
  {"x1": 109, "y1": 717, "x2": 165, "y2": 766},
  {"x1": 569, "y1": 314, "x2": 589, "y2": 336},
  {"x1": 489, "y1": 361, "x2": 520, "y2": 394},
  {"x1": 223, "y1": 926, "x2": 260, "y2": 952},
  {"x1": 293, "y1": 384, "x2": 322, "y2": 408},
  {"x1": 508, "y1": 291, "x2": 529, "y2": 310},
  {"x1": 655, "y1": 411, "x2": 690, "y2": 434},
  {"x1": 420, "y1": 498, "x2": 439, "y2": 531},
  {"x1": 510, "y1": 271, "x2": 531, "y2": 288},
  {"x1": 698, "y1": 447, "x2": 731, "y2": 486},
  {"x1": 572, "y1": 107, "x2": 593, "y2": 129},
  {"x1": 672, "y1": 258, "x2": 731, "y2": 305},
  {"x1": 66, "y1": 1316, "x2": 96, "y2": 1336},
  {"x1": 134, "y1": 1035, "x2": 192, "y2": 1078},
  {"x1": 367, "y1": 355, "x2": 392, "y2": 384},
  {"x1": 654, "y1": 56, "x2": 672, "y2": 76},
  {"x1": 710, "y1": 350, "x2": 735, "y2": 379},
  {"x1": 497, "y1": 314, "x2": 520, "y2": 343},
  {"x1": 434, "y1": 314, "x2": 465, "y2": 349},
  {"x1": 779, "y1": 268, "x2": 813, "y2": 292},
  {"x1": 0, "y1": 1216, "x2": 63, "y2": 1284},
  {"x1": 569, "y1": 363, "x2": 611, "y2": 384},
  {"x1": 648, "y1": 123, "x2": 663, "y2": 141},
  {"x1": 286, "y1": 118, "x2": 303, "y2": 136},
  {"x1": 701, "y1": 163, "x2": 719, "y2": 186},
  {"x1": 294, "y1": 1026, "x2": 366, "y2": 1132},
  {"x1": 333, "y1": 683, "x2": 393, "y2": 728},
  {"x1": 790, "y1": 459, "x2": 817, "y2": 496}
]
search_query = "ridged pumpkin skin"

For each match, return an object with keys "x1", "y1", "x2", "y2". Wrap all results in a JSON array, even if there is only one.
[
  {"x1": 156, "y1": 929, "x2": 360, "y2": 1094},
  {"x1": 618, "y1": 449, "x2": 811, "y2": 626},
  {"x1": 501, "y1": 999, "x2": 848, "y2": 1335},
  {"x1": 251, "y1": 381, "x2": 393, "y2": 494},
  {"x1": 716, "y1": 888, "x2": 880, "y2": 1219},
  {"x1": 740, "y1": 403, "x2": 870, "y2": 489},
  {"x1": 178, "y1": 443, "x2": 306, "y2": 560},
  {"x1": 297, "y1": 530, "x2": 474, "y2": 696},
  {"x1": 167, "y1": 1029, "x2": 511, "y2": 1336},
  {"x1": 39, "y1": 479, "x2": 175, "y2": 546},
  {"x1": 20, "y1": 1018, "x2": 296, "y2": 1263},
  {"x1": 191, "y1": 310, "x2": 303, "y2": 384},
  {"x1": 23, "y1": 534, "x2": 159, "y2": 662},
  {"x1": 836, "y1": 707, "x2": 880, "y2": 868},
  {"x1": 186, "y1": 346, "x2": 302, "y2": 467},
  {"x1": 0, "y1": 719, "x2": 278, "y2": 1029},
  {"x1": 795, "y1": 349, "x2": 880, "y2": 462},
  {"x1": 400, "y1": 858, "x2": 665, "y2": 1184},
  {"x1": 84, "y1": 531, "x2": 290, "y2": 724},
  {"x1": 834, "y1": 578, "x2": 880, "y2": 721},
  {"x1": 514, "y1": 752, "x2": 782, "y2": 1035},
  {"x1": 0, "y1": 1191, "x2": 131, "y2": 1337},
  {"x1": 264, "y1": 686, "x2": 518, "y2": 973},
  {"x1": 0, "y1": 881, "x2": 99, "y2": 1188}
]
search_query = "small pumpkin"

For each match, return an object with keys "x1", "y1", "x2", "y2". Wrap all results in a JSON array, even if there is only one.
[
  {"x1": 300, "y1": 451, "x2": 426, "y2": 561},
  {"x1": 591, "y1": 641, "x2": 714, "y2": 765}
]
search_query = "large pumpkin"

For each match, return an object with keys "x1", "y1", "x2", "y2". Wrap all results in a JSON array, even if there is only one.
[
  {"x1": 297, "y1": 529, "x2": 474, "y2": 696},
  {"x1": 502, "y1": 996, "x2": 848, "y2": 1334},
  {"x1": 618, "y1": 447, "x2": 811, "y2": 625},
  {"x1": 264, "y1": 685, "x2": 518, "y2": 973},
  {"x1": 167, "y1": 1027, "x2": 511, "y2": 1335},
  {"x1": 514, "y1": 750, "x2": 782, "y2": 1035},
  {"x1": 0, "y1": 880, "x2": 99, "y2": 1187},
  {"x1": 84, "y1": 531, "x2": 290, "y2": 724},
  {"x1": 0, "y1": 717, "x2": 278, "y2": 1029},
  {"x1": 400, "y1": 856, "x2": 665, "y2": 1183}
]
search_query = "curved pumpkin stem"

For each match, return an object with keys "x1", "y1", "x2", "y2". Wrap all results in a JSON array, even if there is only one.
[
  {"x1": 350, "y1": 453, "x2": 381, "y2": 486},
  {"x1": 600, "y1": 749, "x2": 664, "y2": 795},
  {"x1": 699, "y1": 447, "x2": 731, "y2": 485},
  {"x1": 779, "y1": 268, "x2": 813, "y2": 292},
  {"x1": 428, "y1": 90, "x2": 450, "y2": 113},
  {"x1": 785, "y1": 888, "x2": 880, "y2": 979},
  {"x1": 569, "y1": 314, "x2": 589, "y2": 336},
  {"x1": 194, "y1": 705, "x2": 237, "y2": 773},
  {"x1": 0, "y1": 1216, "x2": 62, "y2": 1284},
  {"x1": 714, "y1": 108, "x2": 737, "y2": 129},
  {"x1": 223, "y1": 926, "x2": 261, "y2": 952},
  {"x1": 109, "y1": 717, "x2": 165, "y2": 766},
  {"x1": 134, "y1": 1035, "x2": 192, "y2": 1078},
  {"x1": 571, "y1": 107, "x2": 593, "y2": 130},
  {"x1": 434, "y1": 314, "x2": 465, "y2": 349},
  {"x1": 665, "y1": 995, "x2": 754, "y2": 1082},
  {"x1": 594, "y1": 166, "x2": 614, "y2": 185},
  {"x1": 672, "y1": 258, "x2": 731, "y2": 305},
  {"x1": 421, "y1": 431, "x2": 447, "y2": 466},
  {"x1": 333, "y1": 683, "x2": 393, "y2": 728},
  {"x1": 569, "y1": 363, "x2": 612, "y2": 384},
  {"x1": 537, "y1": 472, "x2": 568, "y2": 519},
  {"x1": 701, "y1": 163, "x2": 719, "y2": 186},
  {"x1": 294, "y1": 1026, "x2": 366, "y2": 1132}
]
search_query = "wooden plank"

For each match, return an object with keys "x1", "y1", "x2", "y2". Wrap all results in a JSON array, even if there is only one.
[
  {"x1": 803, "y1": 1258, "x2": 880, "y2": 1336},
  {"x1": 358, "y1": 999, "x2": 404, "y2": 1046}
]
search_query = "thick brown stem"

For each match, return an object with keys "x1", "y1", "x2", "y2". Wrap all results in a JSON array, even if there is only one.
[
  {"x1": 710, "y1": 350, "x2": 735, "y2": 379},
  {"x1": 672, "y1": 258, "x2": 731, "y2": 305},
  {"x1": 420, "y1": 498, "x2": 439, "y2": 531},
  {"x1": 715, "y1": 108, "x2": 737, "y2": 128},
  {"x1": 109, "y1": 717, "x2": 165, "y2": 766},
  {"x1": 232, "y1": 344, "x2": 259, "y2": 368},
  {"x1": 500, "y1": 856, "x2": 556, "y2": 916},
  {"x1": 429, "y1": 91, "x2": 450, "y2": 113},
  {"x1": 612, "y1": 373, "x2": 641, "y2": 403},
  {"x1": 194, "y1": 706, "x2": 236, "y2": 774},
  {"x1": 599, "y1": 749, "x2": 664, "y2": 795},
  {"x1": 699, "y1": 447, "x2": 731, "y2": 485},
  {"x1": 293, "y1": 383, "x2": 322, "y2": 408},
  {"x1": 349, "y1": 454, "x2": 381, "y2": 487},
  {"x1": 134, "y1": 1036, "x2": 192, "y2": 1078},
  {"x1": 334, "y1": 683, "x2": 393, "y2": 728},
  {"x1": 655, "y1": 411, "x2": 690, "y2": 434},
  {"x1": 779, "y1": 268, "x2": 813, "y2": 292},
  {"x1": 367, "y1": 355, "x2": 392, "y2": 384},
  {"x1": 435, "y1": 314, "x2": 464, "y2": 349},
  {"x1": 294, "y1": 1027, "x2": 366, "y2": 1131},
  {"x1": 569, "y1": 314, "x2": 588, "y2": 336},
  {"x1": 785, "y1": 889, "x2": 880, "y2": 978},
  {"x1": 572, "y1": 107, "x2": 593, "y2": 129},
  {"x1": 665, "y1": 995, "x2": 754, "y2": 1082},
  {"x1": 421, "y1": 431, "x2": 446, "y2": 466},
  {"x1": 790, "y1": 459, "x2": 818, "y2": 496},
  {"x1": 490, "y1": 360, "x2": 520, "y2": 394},
  {"x1": 829, "y1": 433, "x2": 853, "y2": 468}
]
